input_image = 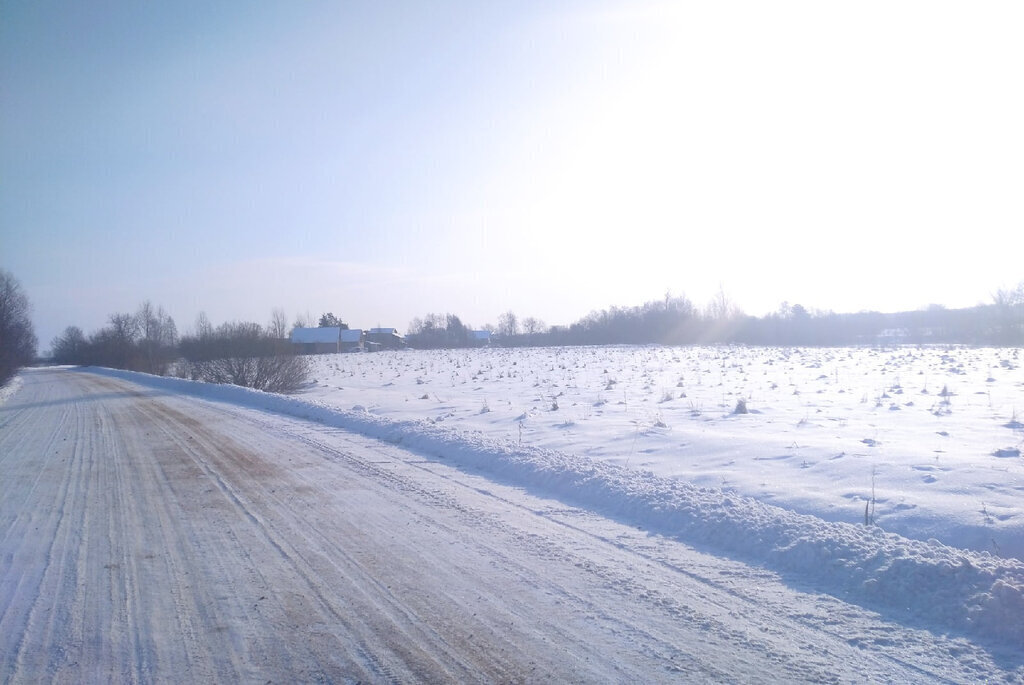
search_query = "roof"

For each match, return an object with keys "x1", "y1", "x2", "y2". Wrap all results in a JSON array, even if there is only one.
[
  {"x1": 369, "y1": 327, "x2": 399, "y2": 335},
  {"x1": 290, "y1": 327, "x2": 341, "y2": 344},
  {"x1": 472, "y1": 330, "x2": 492, "y2": 340},
  {"x1": 340, "y1": 329, "x2": 363, "y2": 343}
]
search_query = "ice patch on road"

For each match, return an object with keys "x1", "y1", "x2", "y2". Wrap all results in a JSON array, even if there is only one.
[{"x1": 82, "y1": 366, "x2": 1024, "y2": 647}]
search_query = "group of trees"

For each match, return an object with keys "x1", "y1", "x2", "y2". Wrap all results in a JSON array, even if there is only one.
[
  {"x1": 406, "y1": 313, "x2": 474, "y2": 348},
  {"x1": 51, "y1": 302, "x2": 179, "y2": 374},
  {"x1": 45, "y1": 304, "x2": 380, "y2": 393},
  {"x1": 532, "y1": 296, "x2": 704, "y2": 347},
  {"x1": 0, "y1": 270, "x2": 38, "y2": 387},
  {"x1": 51, "y1": 307, "x2": 311, "y2": 393},
  {"x1": 493, "y1": 311, "x2": 547, "y2": 340},
  {"x1": 403, "y1": 310, "x2": 550, "y2": 350},
  {"x1": 402, "y1": 294, "x2": 721, "y2": 349}
]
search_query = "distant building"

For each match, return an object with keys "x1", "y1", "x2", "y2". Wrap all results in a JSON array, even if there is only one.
[
  {"x1": 291, "y1": 327, "x2": 343, "y2": 354},
  {"x1": 366, "y1": 327, "x2": 406, "y2": 350},
  {"x1": 472, "y1": 330, "x2": 492, "y2": 346},
  {"x1": 340, "y1": 329, "x2": 364, "y2": 352},
  {"x1": 876, "y1": 328, "x2": 910, "y2": 345},
  {"x1": 291, "y1": 327, "x2": 365, "y2": 354}
]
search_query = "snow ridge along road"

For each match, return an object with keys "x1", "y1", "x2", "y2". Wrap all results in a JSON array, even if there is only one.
[{"x1": 1, "y1": 367, "x2": 1021, "y2": 682}]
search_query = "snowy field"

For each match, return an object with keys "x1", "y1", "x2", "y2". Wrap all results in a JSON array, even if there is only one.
[{"x1": 300, "y1": 345, "x2": 1024, "y2": 560}]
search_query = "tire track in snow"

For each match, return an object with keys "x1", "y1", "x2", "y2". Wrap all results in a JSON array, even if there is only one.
[
  {"x1": 137, "y1": 398, "x2": 545, "y2": 682},
  {"x1": 3, "y1": 373, "x2": 253, "y2": 682},
  {"x1": 2, "y1": 375, "x2": 93, "y2": 680},
  {"x1": 99, "y1": 378, "x2": 338, "y2": 682}
]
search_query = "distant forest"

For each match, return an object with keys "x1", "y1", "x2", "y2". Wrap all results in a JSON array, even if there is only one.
[
  {"x1": 523, "y1": 299, "x2": 1022, "y2": 347},
  {"x1": 407, "y1": 287, "x2": 1024, "y2": 349}
]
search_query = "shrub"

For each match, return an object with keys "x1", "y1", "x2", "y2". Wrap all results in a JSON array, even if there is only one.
[{"x1": 179, "y1": 322, "x2": 309, "y2": 393}]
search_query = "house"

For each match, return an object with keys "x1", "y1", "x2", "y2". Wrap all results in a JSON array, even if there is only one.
[
  {"x1": 472, "y1": 330, "x2": 492, "y2": 346},
  {"x1": 366, "y1": 327, "x2": 406, "y2": 350},
  {"x1": 291, "y1": 327, "x2": 364, "y2": 354},
  {"x1": 340, "y1": 328, "x2": 364, "y2": 352},
  {"x1": 291, "y1": 326, "x2": 344, "y2": 354}
]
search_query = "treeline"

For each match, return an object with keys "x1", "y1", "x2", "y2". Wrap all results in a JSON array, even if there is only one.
[
  {"x1": 406, "y1": 286, "x2": 1024, "y2": 349},
  {"x1": 51, "y1": 302, "x2": 178, "y2": 374},
  {"x1": 35, "y1": 282, "x2": 1024, "y2": 395},
  {"x1": 51, "y1": 306, "x2": 308, "y2": 393},
  {"x1": 532, "y1": 300, "x2": 1024, "y2": 347}
]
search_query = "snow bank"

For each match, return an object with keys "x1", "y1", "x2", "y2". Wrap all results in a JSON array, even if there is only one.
[
  {"x1": 84, "y1": 366, "x2": 1024, "y2": 647},
  {"x1": 0, "y1": 374, "x2": 23, "y2": 406}
]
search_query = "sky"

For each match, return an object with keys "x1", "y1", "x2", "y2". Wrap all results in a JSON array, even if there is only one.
[{"x1": 2, "y1": 1, "x2": 1022, "y2": 352}]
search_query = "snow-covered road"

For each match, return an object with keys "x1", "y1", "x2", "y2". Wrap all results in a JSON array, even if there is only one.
[{"x1": 1, "y1": 369, "x2": 1020, "y2": 682}]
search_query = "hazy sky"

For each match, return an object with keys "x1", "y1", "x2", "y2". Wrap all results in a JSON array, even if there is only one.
[{"x1": 2, "y1": 1, "x2": 1022, "y2": 350}]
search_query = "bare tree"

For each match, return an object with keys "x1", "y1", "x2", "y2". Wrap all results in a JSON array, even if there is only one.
[
  {"x1": 424, "y1": 313, "x2": 445, "y2": 331},
  {"x1": 136, "y1": 301, "x2": 177, "y2": 374},
  {"x1": 51, "y1": 326, "x2": 87, "y2": 364},
  {"x1": 521, "y1": 317, "x2": 546, "y2": 337},
  {"x1": 138, "y1": 301, "x2": 156, "y2": 341},
  {"x1": 993, "y1": 283, "x2": 1024, "y2": 309},
  {"x1": 705, "y1": 285, "x2": 742, "y2": 321},
  {"x1": 268, "y1": 308, "x2": 289, "y2": 340},
  {"x1": 108, "y1": 312, "x2": 139, "y2": 344},
  {"x1": 0, "y1": 270, "x2": 37, "y2": 385},
  {"x1": 195, "y1": 311, "x2": 214, "y2": 339},
  {"x1": 992, "y1": 282, "x2": 1024, "y2": 345},
  {"x1": 497, "y1": 310, "x2": 519, "y2": 338}
]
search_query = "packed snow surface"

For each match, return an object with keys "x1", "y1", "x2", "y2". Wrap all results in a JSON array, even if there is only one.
[{"x1": 82, "y1": 345, "x2": 1024, "y2": 651}]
